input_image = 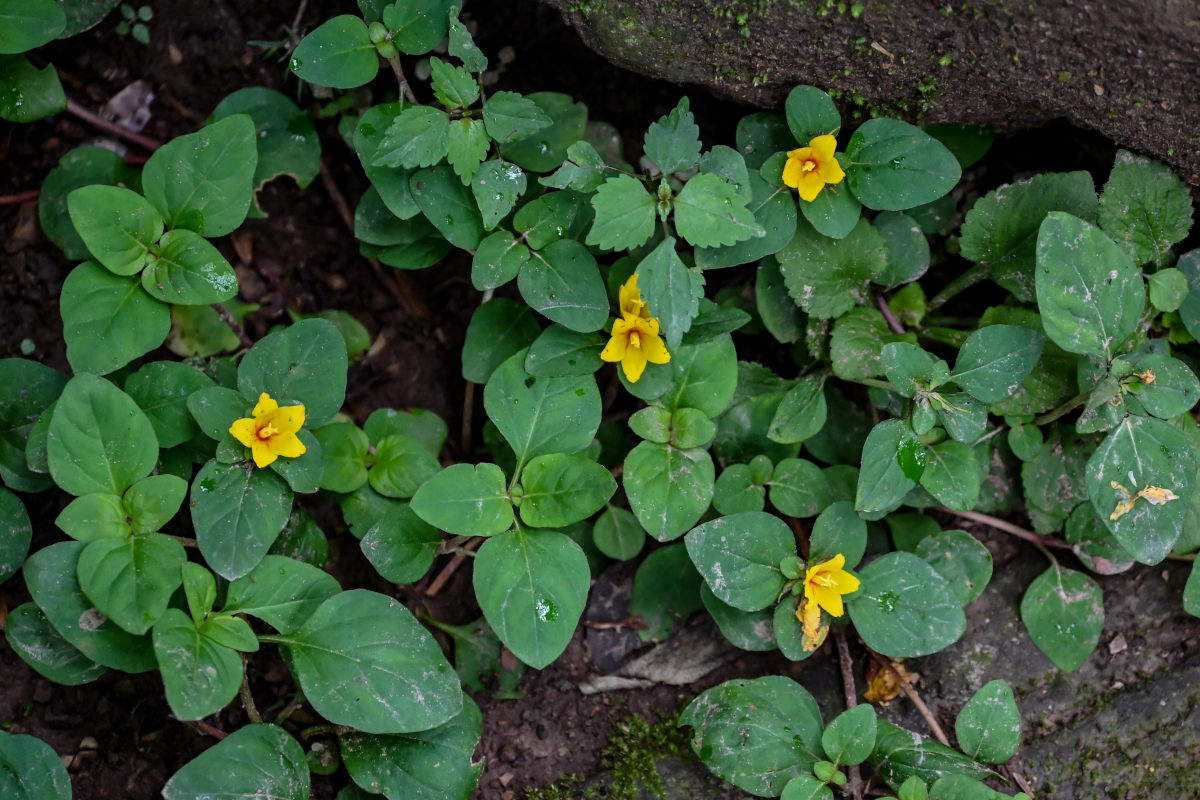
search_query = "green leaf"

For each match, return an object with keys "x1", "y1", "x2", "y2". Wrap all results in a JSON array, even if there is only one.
[
  {"x1": 471, "y1": 159, "x2": 527, "y2": 230},
  {"x1": 430, "y1": 55, "x2": 479, "y2": 109},
  {"x1": 281, "y1": 589, "x2": 461, "y2": 732},
  {"x1": 881, "y1": 342, "x2": 949, "y2": 398},
  {"x1": 0, "y1": 730, "x2": 72, "y2": 800},
  {"x1": 142, "y1": 115, "x2": 258, "y2": 236},
  {"x1": 950, "y1": 325, "x2": 1045, "y2": 403},
  {"x1": 237, "y1": 318, "x2": 348, "y2": 427},
  {"x1": 809, "y1": 500, "x2": 867, "y2": 568},
  {"x1": 737, "y1": 111, "x2": 794, "y2": 170},
  {"x1": 713, "y1": 464, "x2": 765, "y2": 515},
  {"x1": 1085, "y1": 415, "x2": 1195, "y2": 564},
  {"x1": 142, "y1": 228, "x2": 238, "y2": 304},
  {"x1": 473, "y1": 528, "x2": 590, "y2": 668},
  {"x1": 0, "y1": 489, "x2": 30, "y2": 583},
  {"x1": 66, "y1": 185, "x2": 163, "y2": 276},
  {"x1": 461, "y1": 297, "x2": 540, "y2": 384},
  {"x1": 0, "y1": 358, "x2": 66, "y2": 492},
  {"x1": 55, "y1": 492, "x2": 128, "y2": 541},
  {"x1": 383, "y1": 0, "x2": 452, "y2": 54},
  {"x1": 828, "y1": 307, "x2": 890, "y2": 381},
  {"x1": 855, "y1": 420, "x2": 918, "y2": 514},
  {"x1": 374, "y1": 105, "x2": 449, "y2": 169},
  {"x1": 290, "y1": 14, "x2": 377, "y2": 88},
  {"x1": 680, "y1": 676, "x2": 825, "y2": 796},
  {"x1": 23, "y1": 540, "x2": 156, "y2": 672},
  {"x1": 501, "y1": 92, "x2": 586, "y2": 172},
  {"x1": 482, "y1": 90, "x2": 553, "y2": 145},
  {"x1": 1184, "y1": 559, "x2": 1200, "y2": 618},
  {"x1": 870, "y1": 719, "x2": 992, "y2": 791},
  {"x1": 514, "y1": 190, "x2": 585, "y2": 250},
  {"x1": 39, "y1": 146, "x2": 141, "y2": 261},
  {"x1": 924, "y1": 123, "x2": 993, "y2": 169},
  {"x1": 919, "y1": 439, "x2": 981, "y2": 511},
  {"x1": 778, "y1": 216, "x2": 887, "y2": 319},
  {"x1": 0, "y1": 0, "x2": 65, "y2": 53},
  {"x1": 874, "y1": 211, "x2": 931, "y2": 287},
  {"x1": 844, "y1": 119, "x2": 961, "y2": 211},
  {"x1": 1147, "y1": 267, "x2": 1188, "y2": 312},
  {"x1": 1126, "y1": 352, "x2": 1200, "y2": 418},
  {"x1": 637, "y1": 237, "x2": 704, "y2": 350},
  {"x1": 1098, "y1": 150, "x2": 1193, "y2": 267},
  {"x1": 767, "y1": 376, "x2": 827, "y2": 444},
  {"x1": 960, "y1": 171, "x2": 1098, "y2": 301},
  {"x1": 700, "y1": 583, "x2": 775, "y2": 651},
  {"x1": 0, "y1": 54, "x2": 64, "y2": 122},
  {"x1": 445, "y1": 117, "x2": 489, "y2": 184},
  {"x1": 4, "y1": 602, "x2": 107, "y2": 685},
  {"x1": 519, "y1": 239, "x2": 609, "y2": 332},
  {"x1": 223, "y1": 555, "x2": 340, "y2": 634},
  {"x1": 122, "y1": 474, "x2": 187, "y2": 534},
  {"x1": 1036, "y1": 212, "x2": 1145, "y2": 359},
  {"x1": 1176, "y1": 250, "x2": 1200, "y2": 341},
  {"x1": 585, "y1": 174, "x2": 655, "y2": 251},
  {"x1": 785, "y1": 85, "x2": 840, "y2": 142},
  {"x1": 954, "y1": 680, "x2": 1020, "y2": 763},
  {"x1": 519, "y1": 453, "x2": 615, "y2": 528},
  {"x1": 801, "y1": 172, "x2": 862, "y2": 240},
  {"x1": 674, "y1": 172, "x2": 765, "y2": 248},
  {"x1": 163, "y1": 724, "x2": 309, "y2": 800},
  {"x1": 847, "y1": 551, "x2": 965, "y2": 657},
  {"x1": 1020, "y1": 565, "x2": 1103, "y2": 671},
  {"x1": 210, "y1": 87, "x2": 321, "y2": 209},
  {"x1": 47, "y1": 374, "x2": 157, "y2": 496},
  {"x1": 199, "y1": 613, "x2": 259, "y2": 653},
  {"x1": 448, "y1": 5, "x2": 487, "y2": 72},
  {"x1": 472, "y1": 230, "x2": 529, "y2": 290},
  {"x1": 313, "y1": 423, "x2": 368, "y2": 492},
  {"x1": 354, "y1": 103, "x2": 420, "y2": 219},
  {"x1": 592, "y1": 505, "x2": 645, "y2": 560},
  {"x1": 410, "y1": 463, "x2": 513, "y2": 537},
  {"x1": 695, "y1": 174, "x2": 798, "y2": 269},
  {"x1": 124, "y1": 361, "x2": 214, "y2": 449},
  {"x1": 915, "y1": 530, "x2": 992, "y2": 604},
  {"x1": 823, "y1": 704, "x2": 877, "y2": 767},
  {"x1": 410, "y1": 164, "x2": 484, "y2": 249},
  {"x1": 541, "y1": 140, "x2": 607, "y2": 193},
  {"x1": 684, "y1": 511, "x2": 792, "y2": 611},
  {"x1": 781, "y1": 775, "x2": 834, "y2": 800},
  {"x1": 365, "y1": 407, "x2": 447, "y2": 456},
  {"x1": 60, "y1": 261, "x2": 169, "y2": 375},
  {"x1": 624, "y1": 441, "x2": 714, "y2": 542},
  {"x1": 483, "y1": 349, "x2": 600, "y2": 464},
  {"x1": 191, "y1": 459, "x2": 293, "y2": 580},
  {"x1": 769, "y1": 458, "x2": 831, "y2": 518},
  {"x1": 525, "y1": 324, "x2": 603, "y2": 377},
  {"x1": 152, "y1": 607, "x2": 243, "y2": 720},
  {"x1": 340, "y1": 697, "x2": 483, "y2": 800},
  {"x1": 368, "y1": 434, "x2": 440, "y2": 499},
  {"x1": 631, "y1": 542, "x2": 704, "y2": 641},
  {"x1": 360, "y1": 502, "x2": 441, "y2": 584},
  {"x1": 661, "y1": 334, "x2": 739, "y2": 417},
  {"x1": 644, "y1": 96, "x2": 702, "y2": 174}
]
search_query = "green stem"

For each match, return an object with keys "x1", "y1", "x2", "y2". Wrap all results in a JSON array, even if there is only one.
[
  {"x1": 847, "y1": 377, "x2": 895, "y2": 392},
  {"x1": 927, "y1": 262, "x2": 988, "y2": 311},
  {"x1": 1033, "y1": 391, "x2": 1089, "y2": 426},
  {"x1": 919, "y1": 326, "x2": 970, "y2": 348}
]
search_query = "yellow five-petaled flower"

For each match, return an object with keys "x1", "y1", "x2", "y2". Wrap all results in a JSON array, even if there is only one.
[
  {"x1": 229, "y1": 392, "x2": 307, "y2": 468},
  {"x1": 797, "y1": 553, "x2": 860, "y2": 640},
  {"x1": 782, "y1": 134, "x2": 846, "y2": 202},
  {"x1": 601, "y1": 274, "x2": 671, "y2": 383}
]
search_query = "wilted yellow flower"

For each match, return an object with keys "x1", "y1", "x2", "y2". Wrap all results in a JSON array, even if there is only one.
[
  {"x1": 797, "y1": 553, "x2": 860, "y2": 640},
  {"x1": 229, "y1": 392, "x2": 306, "y2": 468},
  {"x1": 1109, "y1": 480, "x2": 1179, "y2": 521},
  {"x1": 601, "y1": 274, "x2": 670, "y2": 383},
  {"x1": 782, "y1": 134, "x2": 846, "y2": 202}
]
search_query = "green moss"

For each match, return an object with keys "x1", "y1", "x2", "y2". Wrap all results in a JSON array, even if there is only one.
[
  {"x1": 600, "y1": 711, "x2": 690, "y2": 799},
  {"x1": 524, "y1": 774, "x2": 591, "y2": 800}
]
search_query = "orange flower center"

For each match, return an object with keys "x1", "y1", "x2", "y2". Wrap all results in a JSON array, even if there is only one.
[
  {"x1": 801, "y1": 158, "x2": 818, "y2": 174},
  {"x1": 810, "y1": 572, "x2": 837, "y2": 588},
  {"x1": 258, "y1": 422, "x2": 279, "y2": 440}
]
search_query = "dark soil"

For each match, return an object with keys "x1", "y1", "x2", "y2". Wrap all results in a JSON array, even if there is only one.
[{"x1": 2, "y1": 2, "x2": 1196, "y2": 800}]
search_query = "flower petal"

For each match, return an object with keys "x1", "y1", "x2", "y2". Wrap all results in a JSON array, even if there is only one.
[
  {"x1": 782, "y1": 155, "x2": 804, "y2": 189},
  {"x1": 828, "y1": 569, "x2": 860, "y2": 595},
  {"x1": 272, "y1": 405, "x2": 306, "y2": 434},
  {"x1": 622, "y1": 344, "x2": 648, "y2": 383},
  {"x1": 269, "y1": 432, "x2": 307, "y2": 459},
  {"x1": 818, "y1": 156, "x2": 846, "y2": 185},
  {"x1": 811, "y1": 584, "x2": 845, "y2": 617},
  {"x1": 600, "y1": 332, "x2": 627, "y2": 363},
  {"x1": 229, "y1": 418, "x2": 258, "y2": 448},
  {"x1": 642, "y1": 331, "x2": 670, "y2": 364},
  {"x1": 809, "y1": 135, "x2": 838, "y2": 162},
  {"x1": 252, "y1": 393, "x2": 278, "y2": 417},
  {"x1": 251, "y1": 441, "x2": 277, "y2": 468},
  {"x1": 796, "y1": 171, "x2": 825, "y2": 202},
  {"x1": 619, "y1": 274, "x2": 641, "y2": 316}
]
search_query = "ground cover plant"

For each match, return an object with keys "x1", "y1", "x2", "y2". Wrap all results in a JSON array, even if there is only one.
[{"x1": 2, "y1": 1, "x2": 1199, "y2": 798}]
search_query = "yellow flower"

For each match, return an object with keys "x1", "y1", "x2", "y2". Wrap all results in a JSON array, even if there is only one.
[
  {"x1": 229, "y1": 392, "x2": 307, "y2": 468},
  {"x1": 796, "y1": 553, "x2": 860, "y2": 639},
  {"x1": 601, "y1": 274, "x2": 671, "y2": 383},
  {"x1": 782, "y1": 134, "x2": 846, "y2": 202}
]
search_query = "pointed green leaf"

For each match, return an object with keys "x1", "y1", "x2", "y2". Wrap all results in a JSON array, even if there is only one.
[
  {"x1": 66, "y1": 185, "x2": 163, "y2": 276},
  {"x1": 374, "y1": 104, "x2": 449, "y2": 169},
  {"x1": 290, "y1": 14, "x2": 377, "y2": 88},
  {"x1": 684, "y1": 512, "x2": 792, "y2": 612},
  {"x1": 410, "y1": 462, "x2": 513, "y2": 537},
  {"x1": 1099, "y1": 150, "x2": 1193, "y2": 267},
  {"x1": 163, "y1": 724, "x2": 309, "y2": 800},
  {"x1": 644, "y1": 96, "x2": 702, "y2": 174},
  {"x1": 847, "y1": 551, "x2": 965, "y2": 657},
  {"x1": 60, "y1": 261, "x2": 169, "y2": 375},
  {"x1": 844, "y1": 119, "x2": 961, "y2": 211},
  {"x1": 624, "y1": 441, "x2": 714, "y2": 542},
  {"x1": 585, "y1": 174, "x2": 655, "y2": 251},
  {"x1": 1020, "y1": 565, "x2": 1103, "y2": 671},
  {"x1": 518, "y1": 239, "x2": 609, "y2": 332},
  {"x1": 954, "y1": 680, "x2": 1020, "y2": 763},
  {"x1": 152, "y1": 608, "x2": 243, "y2": 720}
]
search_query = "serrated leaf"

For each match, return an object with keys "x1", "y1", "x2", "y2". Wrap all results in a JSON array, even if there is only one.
[
  {"x1": 445, "y1": 117, "x2": 489, "y2": 184},
  {"x1": 482, "y1": 90, "x2": 553, "y2": 144},
  {"x1": 585, "y1": 174, "x2": 655, "y2": 251},
  {"x1": 637, "y1": 237, "x2": 704, "y2": 350},
  {"x1": 448, "y1": 5, "x2": 487, "y2": 72},
  {"x1": 674, "y1": 172, "x2": 765, "y2": 248},
  {"x1": 1099, "y1": 150, "x2": 1193, "y2": 268},
  {"x1": 373, "y1": 105, "x2": 449, "y2": 169},
  {"x1": 471, "y1": 159, "x2": 526, "y2": 230},
  {"x1": 429, "y1": 55, "x2": 479, "y2": 109},
  {"x1": 644, "y1": 96, "x2": 702, "y2": 175}
]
